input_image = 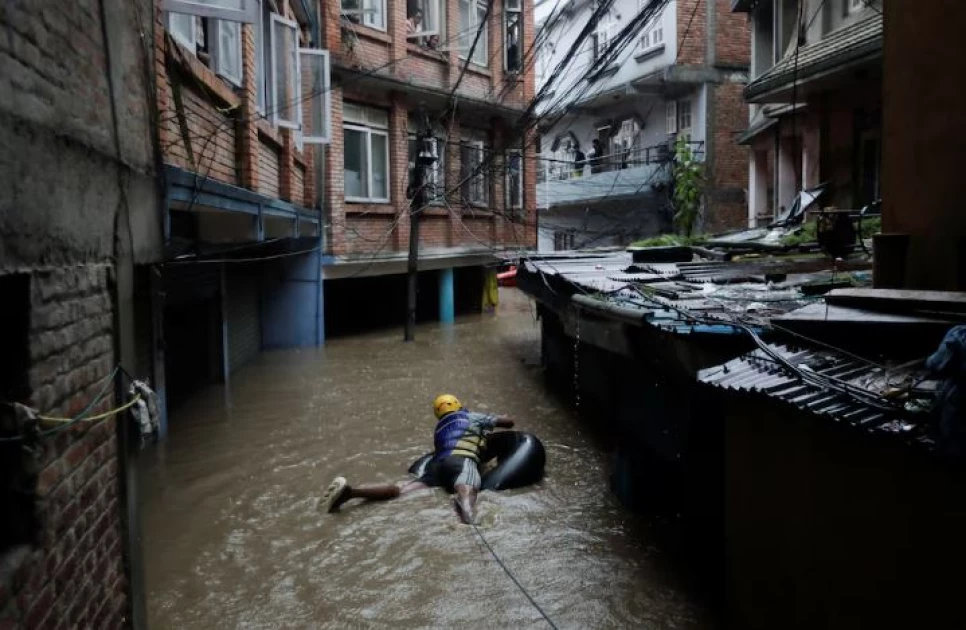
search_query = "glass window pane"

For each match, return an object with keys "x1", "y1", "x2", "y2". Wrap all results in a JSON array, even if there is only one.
[
  {"x1": 300, "y1": 50, "x2": 331, "y2": 143},
  {"x1": 344, "y1": 129, "x2": 368, "y2": 198},
  {"x1": 363, "y1": 0, "x2": 385, "y2": 29},
  {"x1": 371, "y1": 133, "x2": 389, "y2": 199},
  {"x1": 459, "y1": 0, "x2": 471, "y2": 56},
  {"x1": 217, "y1": 20, "x2": 242, "y2": 84},
  {"x1": 473, "y1": 4, "x2": 488, "y2": 64},
  {"x1": 168, "y1": 13, "x2": 197, "y2": 51},
  {"x1": 272, "y1": 16, "x2": 298, "y2": 127}
]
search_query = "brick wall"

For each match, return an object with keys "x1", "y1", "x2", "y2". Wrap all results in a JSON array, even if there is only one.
[
  {"x1": 155, "y1": 0, "x2": 314, "y2": 210},
  {"x1": 257, "y1": 140, "x2": 281, "y2": 198},
  {"x1": 322, "y1": 0, "x2": 538, "y2": 258},
  {"x1": 716, "y1": 0, "x2": 751, "y2": 67},
  {"x1": 1, "y1": 267, "x2": 128, "y2": 629},
  {"x1": 677, "y1": 0, "x2": 707, "y2": 65},
  {"x1": 706, "y1": 82, "x2": 749, "y2": 232}
]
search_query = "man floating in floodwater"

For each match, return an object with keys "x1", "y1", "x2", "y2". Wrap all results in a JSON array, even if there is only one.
[{"x1": 321, "y1": 394, "x2": 515, "y2": 524}]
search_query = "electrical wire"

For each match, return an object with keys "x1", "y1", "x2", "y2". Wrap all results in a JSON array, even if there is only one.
[{"x1": 470, "y1": 522, "x2": 559, "y2": 629}]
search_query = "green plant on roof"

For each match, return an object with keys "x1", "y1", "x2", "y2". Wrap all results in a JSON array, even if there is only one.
[
  {"x1": 671, "y1": 135, "x2": 705, "y2": 239},
  {"x1": 631, "y1": 234, "x2": 708, "y2": 248}
]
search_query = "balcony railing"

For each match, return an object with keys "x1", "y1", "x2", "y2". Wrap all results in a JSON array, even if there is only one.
[{"x1": 537, "y1": 141, "x2": 704, "y2": 208}]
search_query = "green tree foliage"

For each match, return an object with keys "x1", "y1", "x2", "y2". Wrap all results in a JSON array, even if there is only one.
[{"x1": 671, "y1": 136, "x2": 704, "y2": 238}]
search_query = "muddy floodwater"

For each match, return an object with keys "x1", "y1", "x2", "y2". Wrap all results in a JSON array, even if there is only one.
[{"x1": 140, "y1": 289, "x2": 711, "y2": 629}]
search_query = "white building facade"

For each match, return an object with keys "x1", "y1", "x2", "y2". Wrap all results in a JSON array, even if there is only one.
[{"x1": 534, "y1": 0, "x2": 751, "y2": 251}]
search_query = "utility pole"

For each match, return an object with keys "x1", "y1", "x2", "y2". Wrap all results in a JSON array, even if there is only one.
[{"x1": 405, "y1": 117, "x2": 436, "y2": 341}]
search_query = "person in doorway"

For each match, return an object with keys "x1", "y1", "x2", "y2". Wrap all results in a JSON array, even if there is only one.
[
  {"x1": 321, "y1": 394, "x2": 515, "y2": 524},
  {"x1": 590, "y1": 139, "x2": 604, "y2": 174},
  {"x1": 406, "y1": 9, "x2": 423, "y2": 36}
]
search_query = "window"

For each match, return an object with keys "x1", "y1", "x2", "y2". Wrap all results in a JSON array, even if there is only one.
[
  {"x1": 847, "y1": 0, "x2": 865, "y2": 14},
  {"x1": 666, "y1": 100, "x2": 677, "y2": 135},
  {"x1": 504, "y1": 0, "x2": 522, "y2": 73},
  {"x1": 167, "y1": 12, "x2": 197, "y2": 51},
  {"x1": 554, "y1": 231, "x2": 575, "y2": 251},
  {"x1": 270, "y1": 14, "x2": 299, "y2": 128},
  {"x1": 166, "y1": 11, "x2": 242, "y2": 87},
  {"x1": 342, "y1": 0, "x2": 387, "y2": 30},
  {"x1": 459, "y1": 0, "x2": 488, "y2": 66},
  {"x1": 678, "y1": 99, "x2": 693, "y2": 133},
  {"x1": 549, "y1": 139, "x2": 576, "y2": 181},
  {"x1": 537, "y1": 42, "x2": 554, "y2": 83},
  {"x1": 638, "y1": 3, "x2": 664, "y2": 53},
  {"x1": 344, "y1": 104, "x2": 390, "y2": 202},
  {"x1": 214, "y1": 20, "x2": 242, "y2": 85},
  {"x1": 300, "y1": 49, "x2": 332, "y2": 144},
  {"x1": 461, "y1": 139, "x2": 488, "y2": 205},
  {"x1": 612, "y1": 119, "x2": 640, "y2": 167},
  {"x1": 256, "y1": 0, "x2": 270, "y2": 112},
  {"x1": 407, "y1": 0, "x2": 444, "y2": 46},
  {"x1": 162, "y1": 0, "x2": 258, "y2": 23},
  {"x1": 592, "y1": 5, "x2": 615, "y2": 61},
  {"x1": 506, "y1": 150, "x2": 522, "y2": 209},
  {"x1": 408, "y1": 131, "x2": 445, "y2": 204}
]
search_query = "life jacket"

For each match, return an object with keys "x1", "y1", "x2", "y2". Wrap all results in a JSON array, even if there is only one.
[{"x1": 433, "y1": 410, "x2": 487, "y2": 462}]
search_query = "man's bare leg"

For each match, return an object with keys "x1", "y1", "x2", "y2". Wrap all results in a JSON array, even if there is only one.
[
  {"x1": 323, "y1": 477, "x2": 427, "y2": 513},
  {"x1": 453, "y1": 484, "x2": 478, "y2": 525}
]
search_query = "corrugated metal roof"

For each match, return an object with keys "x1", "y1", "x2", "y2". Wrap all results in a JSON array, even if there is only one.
[
  {"x1": 698, "y1": 343, "x2": 936, "y2": 438},
  {"x1": 746, "y1": 13, "x2": 883, "y2": 101},
  {"x1": 522, "y1": 252, "x2": 818, "y2": 334}
]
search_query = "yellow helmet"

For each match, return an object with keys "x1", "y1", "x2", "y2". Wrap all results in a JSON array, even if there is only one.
[{"x1": 433, "y1": 394, "x2": 462, "y2": 419}]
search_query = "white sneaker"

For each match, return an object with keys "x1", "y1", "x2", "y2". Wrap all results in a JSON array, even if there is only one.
[{"x1": 321, "y1": 476, "x2": 350, "y2": 513}]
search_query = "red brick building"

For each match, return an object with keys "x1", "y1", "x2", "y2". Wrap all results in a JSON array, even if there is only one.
[
  {"x1": 2, "y1": 0, "x2": 161, "y2": 627},
  {"x1": 153, "y1": 0, "x2": 538, "y2": 406}
]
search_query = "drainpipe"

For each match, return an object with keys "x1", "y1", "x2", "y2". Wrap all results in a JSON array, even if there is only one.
[{"x1": 311, "y1": 1, "x2": 326, "y2": 345}]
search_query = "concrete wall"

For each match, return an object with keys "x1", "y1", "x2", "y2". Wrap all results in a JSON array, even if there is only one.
[
  {"x1": 882, "y1": 0, "x2": 966, "y2": 290},
  {"x1": 1, "y1": 0, "x2": 161, "y2": 625}
]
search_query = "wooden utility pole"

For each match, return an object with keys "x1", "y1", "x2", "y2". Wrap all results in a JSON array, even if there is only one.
[{"x1": 405, "y1": 122, "x2": 436, "y2": 341}]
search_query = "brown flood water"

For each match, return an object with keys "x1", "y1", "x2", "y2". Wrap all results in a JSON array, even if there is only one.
[{"x1": 140, "y1": 289, "x2": 712, "y2": 629}]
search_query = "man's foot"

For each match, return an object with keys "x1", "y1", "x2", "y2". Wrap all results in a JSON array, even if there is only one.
[
  {"x1": 453, "y1": 496, "x2": 476, "y2": 525},
  {"x1": 321, "y1": 476, "x2": 352, "y2": 513}
]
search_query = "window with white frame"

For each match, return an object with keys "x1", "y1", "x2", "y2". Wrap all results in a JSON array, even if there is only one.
[
  {"x1": 342, "y1": 0, "x2": 387, "y2": 30},
  {"x1": 167, "y1": 12, "x2": 197, "y2": 51},
  {"x1": 666, "y1": 100, "x2": 677, "y2": 135},
  {"x1": 461, "y1": 139, "x2": 488, "y2": 205},
  {"x1": 214, "y1": 20, "x2": 243, "y2": 85},
  {"x1": 592, "y1": 4, "x2": 615, "y2": 61},
  {"x1": 162, "y1": 0, "x2": 258, "y2": 23},
  {"x1": 504, "y1": 0, "x2": 522, "y2": 73},
  {"x1": 408, "y1": 129, "x2": 445, "y2": 203},
  {"x1": 612, "y1": 119, "x2": 640, "y2": 167},
  {"x1": 638, "y1": 2, "x2": 664, "y2": 54},
  {"x1": 677, "y1": 99, "x2": 693, "y2": 134},
  {"x1": 847, "y1": 0, "x2": 865, "y2": 14},
  {"x1": 344, "y1": 104, "x2": 390, "y2": 202},
  {"x1": 506, "y1": 150, "x2": 522, "y2": 209},
  {"x1": 165, "y1": 12, "x2": 242, "y2": 86},
  {"x1": 537, "y1": 42, "x2": 554, "y2": 83},
  {"x1": 459, "y1": 0, "x2": 488, "y2": 66},
  {"x1": 407, "y1": 0, "x2": 444, "y2": 46}
]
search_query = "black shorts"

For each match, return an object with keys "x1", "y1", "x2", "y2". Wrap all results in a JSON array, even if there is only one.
[{"x1": 418, "y1": 456, "x2": 482, "y2": 492}]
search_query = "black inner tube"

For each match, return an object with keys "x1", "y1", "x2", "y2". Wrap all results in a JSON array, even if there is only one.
[{"x1": 407, "y1": 431, "x2": 546, "y2": 491}]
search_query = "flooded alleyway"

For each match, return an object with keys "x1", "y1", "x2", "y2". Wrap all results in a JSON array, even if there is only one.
[{"x1": 139, "y1": 289, "x2": 712, "y2": 629}]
